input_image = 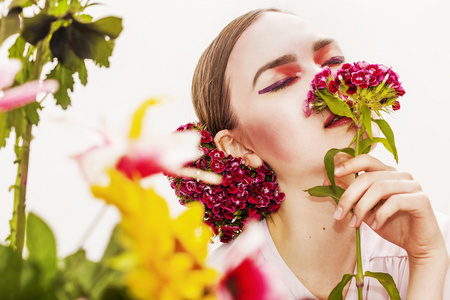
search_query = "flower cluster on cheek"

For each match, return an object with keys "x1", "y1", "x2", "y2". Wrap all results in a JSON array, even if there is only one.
[
  {"x1": 167, "y1": 123, "x2": 285, "y2": 243},
  {"x1": 304, "y1": 61, "x2": 405, "y2": 118}
]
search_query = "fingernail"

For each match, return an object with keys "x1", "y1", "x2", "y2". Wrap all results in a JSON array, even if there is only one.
[
  {"x1": 371, "y1": 220, "x2": 378, "y2": 230},
  {"x1": 334, "y1": 165, "x2": 343, "y2": 175},
  {"x1": 349, "y1": 215, "x2": 357, "y2": 227},
  {"x1": 333, "y1": 206, "x2": 343, "y2": 220}
]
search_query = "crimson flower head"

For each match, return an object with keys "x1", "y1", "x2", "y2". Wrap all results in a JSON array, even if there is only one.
[
  {"x1": 168, "y1": 122, "x2": 285, "y2": 243},
  {"x1": 304, "y1": 61, "x2": 405, "y2": 120}
]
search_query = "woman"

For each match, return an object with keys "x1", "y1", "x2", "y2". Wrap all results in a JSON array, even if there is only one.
[{"x1": 191, "y1": 8, "x2": 450, "y2": 299}]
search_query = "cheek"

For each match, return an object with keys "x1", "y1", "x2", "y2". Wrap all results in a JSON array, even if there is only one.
[{"x1": 241, "y1": 107, "x2": 308, "y2": 165}]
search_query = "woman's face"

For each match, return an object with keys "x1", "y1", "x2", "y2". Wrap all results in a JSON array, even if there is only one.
[{"x1": 225, "y1": 12, "x2": 356, "y2": 182}]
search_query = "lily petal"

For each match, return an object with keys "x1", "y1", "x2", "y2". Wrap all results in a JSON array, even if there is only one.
[
  {"x1": 0, "y1": 79, "x2": 59, "y2": 113},
  {"x1": 0, "y1": 59, "x2": 22, "y2": 90},
  {"x1": 116, "y1": 131, "x2": 202, "y2": 180}
]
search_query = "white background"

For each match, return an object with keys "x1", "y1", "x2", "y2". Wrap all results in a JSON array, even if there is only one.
[{"x1": 1, "y1": 0, "x2": 449, "y2": 261}]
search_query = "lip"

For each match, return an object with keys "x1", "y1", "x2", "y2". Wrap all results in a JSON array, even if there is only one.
[
  {"x1": 324, "y1": 112, "x2": 353, "y2": 129},
  {"x1": 324, "y1": 112, "x2": 337, "y2": 127}
]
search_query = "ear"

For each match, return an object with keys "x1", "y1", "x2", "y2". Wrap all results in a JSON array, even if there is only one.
[{"x1": 214, "y1": 129, "x2": 263, "y2": 168}]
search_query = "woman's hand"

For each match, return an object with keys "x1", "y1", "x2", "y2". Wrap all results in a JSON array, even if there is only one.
[{"x1": 329, "y1": 153, "x2": 449, "y2": 299}]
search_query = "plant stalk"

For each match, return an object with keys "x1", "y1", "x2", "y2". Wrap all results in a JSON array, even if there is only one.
[
  {"x1": 12, "y1": 123, "x2": 32, "y2": 255},
  {"x1": 11, "y1": 41, "x2": 45, "y2": 256}
]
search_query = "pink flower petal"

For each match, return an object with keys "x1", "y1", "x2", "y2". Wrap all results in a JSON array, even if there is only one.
[
  {"x1": 0, "y1": 59, "x2": 22, "y2": 90},
  {"x1": 0, "y1": 79, "x2": 59, "y2": 112},
  {"x1": 214, "y1": 222, "x2": 287, "y2": 300},
  {"x1": 116, "y1": 151, "x2": 165, "y2": 179}
]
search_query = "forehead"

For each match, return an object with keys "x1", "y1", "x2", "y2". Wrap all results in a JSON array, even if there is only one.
[{"x1": 226, "y1": 12, "x2": 322, "y2": 85}]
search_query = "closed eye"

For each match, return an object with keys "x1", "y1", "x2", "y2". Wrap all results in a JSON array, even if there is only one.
[
  {"x1": 258, "y1": 77, "x2": 298, "y2": 95},
  {"x1": 321, "y1": 55, "x2": 345, "y2": 67}
]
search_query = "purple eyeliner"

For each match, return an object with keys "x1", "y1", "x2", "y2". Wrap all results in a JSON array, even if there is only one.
[{"x1": 258, "y1": 77, "x2": 295, "y2": 95}]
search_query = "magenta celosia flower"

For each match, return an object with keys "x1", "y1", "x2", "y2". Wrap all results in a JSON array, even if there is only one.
[{"x1": 0, "y1": 59, "x2": 58, "y2": 113}]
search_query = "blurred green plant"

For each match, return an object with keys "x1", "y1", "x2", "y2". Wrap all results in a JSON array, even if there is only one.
[
  {"x1": 0, "y1": 213, "x2": 131, "y2": 300},
  {"x1": 0, "y1": 1, "x2": 129, "y2": 298},
  {"x1": 0, "y1": 0, "x2": 122, "y2": 256}
]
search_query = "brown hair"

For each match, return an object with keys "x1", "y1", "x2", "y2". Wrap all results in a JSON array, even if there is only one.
[{"x1": 191, "y1": 8, "x2": 281, "y2": 137}]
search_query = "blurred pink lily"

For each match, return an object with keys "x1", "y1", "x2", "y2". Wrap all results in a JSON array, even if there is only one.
[
  {"x1": 211, "y1": 222, "x2": 288, "y2": 300},
  {"x1": 0, "y1": 59, "x2": 59, "y2": 112},
  {"x1": 74, "y1": 98, "x2": 222, "y2": 184}
]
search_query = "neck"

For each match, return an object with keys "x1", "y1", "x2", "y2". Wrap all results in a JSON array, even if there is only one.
[{"x1": 266, "y1": 173, "x2": 357, "y2": 299}]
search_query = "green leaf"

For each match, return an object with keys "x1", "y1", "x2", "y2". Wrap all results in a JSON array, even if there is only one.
[
  {"x1": 74, "y1": 16, "x2": 123, "y2": 39},
  {"x1": 21, "y1": 13, "x2": 57, "y2": 45},
  {"x1": 0, "y1": 245, "x2": 22, "y2": 298},
  {"x1": 8, "y1": 34, "x2": 26, "y2": 60},
  {"x1": 49, "y1": 26, "x2": 84, "y2": 69},
  {"x1": 373, "y1": 119, "x2": 398, "y2": 162},
  {"x1": 304, "y1": 185, "x2": 345, "y2": 205},
  {"x1": 360, "y1": 137, "x2": 394, "y2": 157},
  {"x1": 26, "y1": 212, "x2": 58, "y2": 285},
  {"x1": 57, "y1": 242, "x2": 129, "y2": 299},
  {"x1": 61, "y1": 249, "x2": 99, "y2": 293},
  {"x1": 0, "y1": 113, "x2": 12, "y2": 148},
  {"x1": 68, "y1": 24, "x2": 112, "y2": 63},
  {"x1": 77, "y1": 61, "x2": 88, "y2": 86},
  {"x1": 46, "y1": 64, "x2": 75, "y2": 109},
  {"x1": 101, "y1": 224, "x2": 125, "y2": 263},
  {"x1": 324, "y1": 147, "x2": 355, "y2": 187},
  {"x1": 0, "y1": 245, "x2": 58, "y2": 299},
  {"x1": 8, "y1": 36, "x2": 35, "y2": 85},
  {"x1": 360, "y1": 105, "x2": 372, "y2": 139},
  {"x1": 24, "y1": 102, "x2": 42, "y2": 125},
  {"x1": 52, "y1": 1, "x2": 69, "y2": 16},
  {"x1": 99, "y1": 286, "x2": 130, "y2": 300},
  {"x1": 359, "y1": 137, "x2": 374, "y2": 154},
  {"x1": 318, "y1": 91, "x2": 355, "y2": 119},
  {"x1": 8, "y1": 108, "x2": 27, "y2": 138},
  {"x1": 0, "y1": 7, "x2": 21, "y2": 47},
  {"x1": 365, "y1": 271, "x2": 400, "y2": 300},
  {"x1": 9, "y1": 0, "x2": 34, "y2": 8},
  {"x1": 328, "y1": 273, "x2": 355, "y2": 300}
]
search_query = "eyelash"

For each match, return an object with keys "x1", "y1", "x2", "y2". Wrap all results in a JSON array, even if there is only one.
[
  {"x1": 258, "y1": 76, "x2": 298, "y2": 95},
  {"x1": 321, "y1": 55, "x2": 345, "y2": 67},
  {"x1": 258, "y1": 56, "x2": 345, "y2": 95}
]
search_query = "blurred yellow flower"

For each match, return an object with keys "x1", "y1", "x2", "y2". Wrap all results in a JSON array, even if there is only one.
[{"x1": 92, "y1": 169, "x2": 217, "y2": 300}]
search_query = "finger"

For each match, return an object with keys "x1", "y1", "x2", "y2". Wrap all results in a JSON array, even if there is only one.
[
  {"x1": 323, "y1": 177, "x2": 349, "y2": 190},
  {"x1": 369, "y1": 192, "x2": 430, "y2": 230},
  {"x1": 349, "y1": 180, "x2": 422, "y2": 228},
  {"x1": 336, "y1": 172, "x2": 417, "y2": 220},
  {"x1": 334, "y1": 152, "x2": 353, "y2": 166},
  {"x1": 334, "y1": 154, "x2": 397, "y2": 177}
]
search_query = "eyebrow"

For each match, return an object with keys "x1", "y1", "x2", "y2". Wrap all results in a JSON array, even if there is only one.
[
  {"x1": 252, "y1": 38, "x2": 337, "y2": 88},
  {"x1": 313, "y1": 38, "x2": 335, "y2": 52},
  {"x1": 253, "y1": 54, "x2": 297, "y2": 87}
]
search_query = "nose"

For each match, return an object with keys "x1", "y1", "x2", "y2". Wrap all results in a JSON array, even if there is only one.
[{"x1": 302, "y1": 63, "x2": 323, "y2": 86}]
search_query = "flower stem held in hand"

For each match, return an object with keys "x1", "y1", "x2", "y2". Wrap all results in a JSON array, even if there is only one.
[
  {"x1": 355, "y1": 124, "x2": 363, "y2": 300},
  {"x1": 305, "y1": 62, "x2": 404, "y2": 299}
]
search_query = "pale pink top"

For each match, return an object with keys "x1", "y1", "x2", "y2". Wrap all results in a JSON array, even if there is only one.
[{"x1": 209, "y1": 212, "x2": 450, "y2": 300}]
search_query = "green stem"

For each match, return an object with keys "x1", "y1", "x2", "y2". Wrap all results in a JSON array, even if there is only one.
[
  {"x1": 354, "y1": 125, "x2": 364, "y2": 300},
  {"x1": 356, "y1": 227, "x2": 364, "y2": 299},
  {"x1": 11, "y1": 123, "x2": 32, "y2": 255},
  {"x1": 11, "y1": 41, "x2": 45, "y2": 255}
]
